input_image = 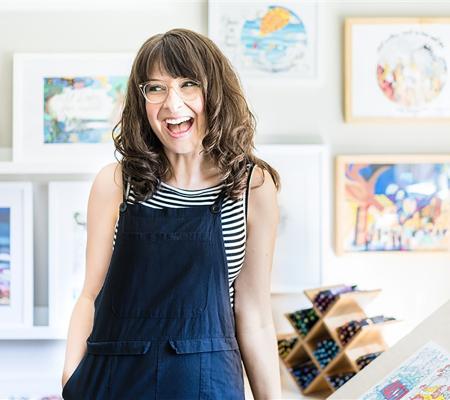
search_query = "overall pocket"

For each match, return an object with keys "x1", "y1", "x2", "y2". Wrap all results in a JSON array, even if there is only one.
[
  {"x1": 88, "y1": 339, "x2": 154, "y2": 400},
  {"x1": 62, "y1": 342, "x2": 112, "y2": 400},
  {"x1": 62, "y1": 353, "x2": 88, "y2": 398},
  {"x1": 156, "y1": 337, "x2": 243, "y2": 399},
  {"x1": 109, "y1": 232, "x2": 213, "y2": 319}
]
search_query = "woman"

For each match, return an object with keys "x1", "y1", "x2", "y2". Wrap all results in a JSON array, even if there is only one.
[{"x1": 61, "y1": 28, "x2": 281, "y2": 399}]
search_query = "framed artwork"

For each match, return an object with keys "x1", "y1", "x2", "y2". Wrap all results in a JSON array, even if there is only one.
[
  {"x1": 255, "y1": 144, "x2": 326, "y2": 292},
  {"x1": 208, "y1": 1, "x2": 321, "y2": 83},
  {"x1": 336, "y1": 155, "x2": 450, "y2": 255},
  {"x1": 0, "y1": 182, "x2": 33, "y2": 328},
  {"x1": 48, "y1": 181, "x2": 92, "y2": 330},
  {"x1": 345, "y1": 18, "x2": 450, "y2": 122},
  {"x1": 13, "y1": 53, "x2": 134, "y2": 163}
]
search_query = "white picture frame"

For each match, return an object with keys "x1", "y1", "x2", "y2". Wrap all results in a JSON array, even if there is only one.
[
  {"x1": 255, "y1": 144, "x2": 326, "y2": 293},
  {"x1": 0, "y1": 182, "x2": 33, "y2": 328},
  {"x1": 48, "y1": 181, "x2": 93, "y2": 330},
  {"x1": 208, "y1": 0, "x2": 322, "y2": 84},
  {"x1": 13, "y1": 53, "x2": 134, "y2": 163}
]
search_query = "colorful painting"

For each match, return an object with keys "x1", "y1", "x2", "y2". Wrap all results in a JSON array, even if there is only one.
[
  {"x1": 44, "y1": 76, "x2": 127, "y2": 144},
  {"x1": 208, "y1": 1, "x2": 320, "y2": 81},
  {"x1": 0, "y1": 183, "x2": 33, "y2": 329},
  {"x1": 360, "y1": 341, "x2": 450, "y2": 400},
  {"x1": 345, "y1": 18, "x2": 450, "y2": 122},
  {"x1": 0, "y1": 208, "x2": 11, "y2": 305},
  {"x1": 336, "y1": 156, "x2": 450, "y2": 254},
  {"x1": 13, "y1": 53, "x2": 134, "y2": 163}
]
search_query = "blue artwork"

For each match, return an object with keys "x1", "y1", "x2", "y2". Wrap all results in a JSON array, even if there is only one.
[{"x1": 0, "y1": 207, "x2": 11, "y2": 305}]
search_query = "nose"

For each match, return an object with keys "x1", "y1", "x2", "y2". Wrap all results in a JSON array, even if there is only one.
[{"x1": 162, "y1": 86, "x2": 184, "y2": 111}]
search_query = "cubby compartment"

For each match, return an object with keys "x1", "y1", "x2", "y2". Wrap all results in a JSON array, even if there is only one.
[
  {"x1": 305, "y1": 321, "x2": 341, "y2": 368},
  {"x1": 285, "y1": 307, "x2": 319, "y2": 338}
]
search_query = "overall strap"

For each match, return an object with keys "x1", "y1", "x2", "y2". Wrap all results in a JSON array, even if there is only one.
[{"x1": 210, "y1": 183, "x2": 227, "y2": 214}]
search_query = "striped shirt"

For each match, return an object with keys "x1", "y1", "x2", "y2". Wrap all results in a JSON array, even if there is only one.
[{"x1": 112, "y1": 169, "x2": 253, "y2": 308}]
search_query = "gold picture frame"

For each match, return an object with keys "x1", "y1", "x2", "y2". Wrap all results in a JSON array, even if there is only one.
[
  {"x1": 344, "y1": 17, "x2": 450, "y2": 123},
  {"x1": 336, "y1": 154, "x2": 450, "y2": 255}
]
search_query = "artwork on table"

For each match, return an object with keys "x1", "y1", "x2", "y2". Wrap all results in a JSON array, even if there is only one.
[
  {"x1": 208, "y1": 1, "x2": 321, "y2": 83},
  {"x1": 336, "y1": 155, "x2": 450, "y2": 255},
  {"x1": 48, "y1": 181, "x2": 93, "y2": 330},
  {"x1": 345, "y1": 18, "x2": 450, "y2": 122},
  {"x1": 13, "y1": 53, "x2": 134, "y2": 163},
  {"x1": 360, "y1": 341, "x2": 450, "y2": 400},
  {"x1": 255, "y1": 145, "x2": 325, "y2": 292},
  {"x1": 0, "y1": 183, "x2": 33, "y2": 328}
]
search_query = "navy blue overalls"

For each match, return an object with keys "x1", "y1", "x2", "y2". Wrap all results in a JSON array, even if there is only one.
[{"x1": 61, "y1": 166, "x2": 253, "y2": 399}]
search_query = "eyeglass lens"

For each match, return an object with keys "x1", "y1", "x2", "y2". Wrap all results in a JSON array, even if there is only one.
[{"x1": 141, "y1": 80, "x2": 201, "y2": 103}]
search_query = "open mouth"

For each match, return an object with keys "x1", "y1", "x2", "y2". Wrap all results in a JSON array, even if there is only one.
[{"x1": 165, "y1": 117, "x2": 194, "y2": 137}]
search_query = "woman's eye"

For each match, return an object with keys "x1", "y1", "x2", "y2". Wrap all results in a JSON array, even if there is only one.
[
  {"x1": 183, "y1": 81, "x2": 199, "y2": 87},
  {"x1": 148, "y1": 85, "x2": 164, "y2": 92}
]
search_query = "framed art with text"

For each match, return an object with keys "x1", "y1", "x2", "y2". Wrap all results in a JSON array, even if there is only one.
[
  {"x1": 0, "y1": 182, "x2": 33, "y2": 328},
  {"x1": 13, "y1": 53, "x2": 134, "y2": 163},
  {"x1": 345, "y1": 18, "x2": 450, "y2": 122},
  {"x1": 336, "y1": 155, "x2": 450, "y2": 255}
]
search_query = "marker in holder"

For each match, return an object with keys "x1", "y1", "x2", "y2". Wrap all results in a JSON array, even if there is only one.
[
  {"x1": 313, "y1": 338, "x2": 340, "y2": 368},
  {"x1": 313, "y1": 285, "x2": 358, "y2": 314},
  {"x1": 326, "y1": 372, "x2": 356, "y2": 389},
  {"x1": 277, "y1": 336, "x2": 299, "y2": 359},
  {"x1": 287, "y1": 308, "x2": 319, "y2": 337},
  {"x1": 288, "y1": 360, "x2": 319, "y2": 389}
]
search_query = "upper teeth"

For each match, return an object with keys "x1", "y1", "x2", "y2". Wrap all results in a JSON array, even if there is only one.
[{"x1": 166, "y1": 116, "x2": 191, "y2": 124}]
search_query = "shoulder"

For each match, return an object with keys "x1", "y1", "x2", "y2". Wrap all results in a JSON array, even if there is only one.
[
  {"x1": 90, "y1": 162, "x2": 123, "y2": 205},
  {"x1": 247, "y1": 165, "x2": 279, "y2": 226}
]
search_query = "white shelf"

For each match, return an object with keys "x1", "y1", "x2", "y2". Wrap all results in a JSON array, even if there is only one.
[
  {"x1": 0, "y1": 326, "x2": 67, "y2": 340},
  {"x1": 0, "y1": 161, "x2": 107, "y2": 174}
]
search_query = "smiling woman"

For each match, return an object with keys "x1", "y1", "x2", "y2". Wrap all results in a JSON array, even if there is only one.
[{"x1": 61, "y1": 28, "x2": 282, "y2": 400}]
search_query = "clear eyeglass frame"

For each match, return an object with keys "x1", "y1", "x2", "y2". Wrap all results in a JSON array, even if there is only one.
[{"x1": 138, "y1": 79, "x2": 202, "y2": 104}]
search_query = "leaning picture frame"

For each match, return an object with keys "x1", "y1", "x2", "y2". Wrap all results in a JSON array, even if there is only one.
[
  {"x1": 336, "y1": 155, "x2": 450, "y2": 255},
  {"x1": 0, "y1": 182, "x2": 33, "y2": 328},
  {"x1": 13, "y1": 53, "x2": 134, "y2": 163},
  {"x1": 48, "y1": 181, "x2": 92, "y2": 331},
  {"x1": 208, "y1": 0, "x2": 322, "y2": 84},
  {"x1": 255, "y1": 144, "x2": 326, "y2": 292},
  {"x1": 345, "y1": 18, "x2": 450, "y2": 122}
]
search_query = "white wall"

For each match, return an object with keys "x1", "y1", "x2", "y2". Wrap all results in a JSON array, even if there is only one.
[{"x1": 1, "y1": 0, "x2": 450, "y2": 396}]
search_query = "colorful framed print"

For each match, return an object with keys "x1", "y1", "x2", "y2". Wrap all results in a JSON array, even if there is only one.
[
  {"x1": 48, "y1": 181, "x2": 92, "y2": 330},
  {"x1": 345, "y1": 18, "x2": 450, "y2": 122},
  {"x1": 336, "y1": 155, "x2": 450, "y2": 255},
  {"x1": 208, "y1": 1, "x2": 321, "y2": 83},
  {"x1": 13, "y1": 53, "x2": 134, "y2": 163},
  {"x1": 0, "y1": 182, "x2": 33, "y2": 328},
  {"x1": 255, "y1": 144, "x2": 326, "y2": 292}
]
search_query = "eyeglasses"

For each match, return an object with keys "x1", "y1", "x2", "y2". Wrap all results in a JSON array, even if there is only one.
[{"x1": 138, "y1": 79, "x2": 202, "y2": 104}]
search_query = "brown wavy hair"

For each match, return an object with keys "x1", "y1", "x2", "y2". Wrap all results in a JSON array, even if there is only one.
[{"x1": 113, "y1": 28, "x2": 280, "y2": 201}]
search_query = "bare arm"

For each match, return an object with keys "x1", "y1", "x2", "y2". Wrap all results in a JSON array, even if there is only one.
[
  {"x1": 61, "y1": 162, "x2": 123, "y2": 388},
  {"x1": 234, "y1": 166, "x2": 282, "y2": 399}
]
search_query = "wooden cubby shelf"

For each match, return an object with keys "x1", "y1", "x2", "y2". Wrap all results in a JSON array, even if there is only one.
[{"x1": 277, "y1": 284, "x2": 400, "y2": 397}]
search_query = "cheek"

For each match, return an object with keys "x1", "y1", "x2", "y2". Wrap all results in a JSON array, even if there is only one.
[{"x1": 145, "y1": 105, "x2": 159, "y2": 130}]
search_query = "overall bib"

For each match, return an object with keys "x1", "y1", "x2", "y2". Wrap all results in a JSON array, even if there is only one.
[{"x1": 61, "y1": 171, "x2": 249, "y2": 399}]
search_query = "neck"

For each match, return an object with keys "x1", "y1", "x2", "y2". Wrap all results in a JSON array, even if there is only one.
[{"x1": 163, "y1": 152, "x2": 221, "y2": 190}]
